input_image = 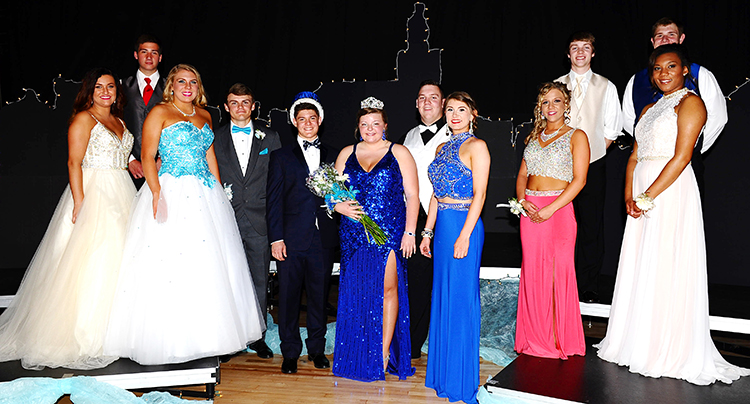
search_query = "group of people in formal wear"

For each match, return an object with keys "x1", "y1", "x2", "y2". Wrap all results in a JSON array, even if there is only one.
[{"x1": 0, "y1": 15, "x2": 748, "y2": 404}]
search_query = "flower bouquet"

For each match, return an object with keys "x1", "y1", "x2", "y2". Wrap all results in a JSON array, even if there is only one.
[{"x1": 306, "y1": 163, "x2": 388, "y2": 245}]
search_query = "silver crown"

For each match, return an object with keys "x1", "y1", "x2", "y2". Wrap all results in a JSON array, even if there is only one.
[{"x1": 360, "y1": 96, "x2": 384, "y2": 110}]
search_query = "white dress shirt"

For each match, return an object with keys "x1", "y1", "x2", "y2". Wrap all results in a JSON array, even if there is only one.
[
  {"x1": 135, "y1": 70, "x2": 161, "y2": 97},
  {"x1": 231, "y1": 121, "x2": 254, "y2": 176},
  {"x1": 403, "y1": 123, "x2": 451, "y2": 212},
  {"x1": 297, "y1": 135, "x2": 321, "y2": 172},
  {"x1": 621, "y1": 65, "x2": 726, "y2": 153}
]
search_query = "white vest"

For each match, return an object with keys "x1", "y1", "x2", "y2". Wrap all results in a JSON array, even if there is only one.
[
  {"x1": 403, "y1": 124, "x2": 451, "y2": 212},
  {"x1": 556, "y1": 72, "x2": 609, "y2": 162}
]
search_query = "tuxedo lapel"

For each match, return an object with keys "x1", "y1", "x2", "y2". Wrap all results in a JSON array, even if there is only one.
[
  {"x1": 244, "y1": 129, "x2": 262, "y2": 180},
  {"x1": 292, "y1": 144, "x2": 310, "y2": 174},
  {"x1": 320, "y1": 143, "x2": 329, "y2": 164},
  {"x1": 218, "y1": 126, "x2": 244, "y2": 180}
]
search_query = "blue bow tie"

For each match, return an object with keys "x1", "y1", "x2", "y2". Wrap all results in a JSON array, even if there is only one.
[
  {"x1": 303, "y1": 138, "x2": 320, "y2": 150},
  {"x1": 232, "y1": 125, "x2": 253, "y2": 135}
]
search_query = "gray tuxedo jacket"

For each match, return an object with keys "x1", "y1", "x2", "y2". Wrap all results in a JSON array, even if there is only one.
[
  {"x1": 214, "y1": 121, "x2": 281, "y2": 237},
  {"x1": 122, "y1": 74, "x2": 166, "y2": 161}
]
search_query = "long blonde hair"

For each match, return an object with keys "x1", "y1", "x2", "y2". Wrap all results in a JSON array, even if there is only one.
[
  {"x1": 162, "y1": 64, "x2": 208, "y2": 107},
  {"x1": 526, "y1": 82, "x2": 571, "y2": 144}
]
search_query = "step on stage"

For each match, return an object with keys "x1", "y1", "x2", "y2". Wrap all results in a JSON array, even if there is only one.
[
  {"x1": 484, "y1": 337, "x2": 750, "y2": 404},
  {"x1": 0, "y1": 356, "x2": 219, "y2": 399}
]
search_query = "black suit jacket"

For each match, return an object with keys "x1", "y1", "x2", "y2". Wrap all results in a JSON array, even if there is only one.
[
  {"x1": 266, "y1": 141, "x2": 339, "y2": 251},
  {"x1": 122, "y1": 74, "x2": 166, "y2": 161},
  {"x1": 215, "y1": 121, "x2": 281, "y2": 236}
]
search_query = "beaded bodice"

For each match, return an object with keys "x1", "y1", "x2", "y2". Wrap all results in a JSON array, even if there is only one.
[
  {"x1": 158, "y1": 121, "x2": 216, "y2": 188},
  {"x1": 81, "y1": 117, "x2": 133, "y2": 170},
  {"x1": 523, "y1": 128, "x2": 574, "y2": 183},
  {"x1": 635, "y1": 88, "x2": 692, "y2": 162},
  {"x1": 428, "y1": 132, "x2": 474, "y2": 200}
]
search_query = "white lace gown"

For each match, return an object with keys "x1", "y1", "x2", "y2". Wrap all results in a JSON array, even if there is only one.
[
  {"x1": 104, "y1": 121, "x2": 264, "y2": 365},
  {"x1": 0, "y1": 117, "x2": 135, "y2": 370},
  {"x1": 596, "y1": 88, "x2": 750, "y2": 385}
]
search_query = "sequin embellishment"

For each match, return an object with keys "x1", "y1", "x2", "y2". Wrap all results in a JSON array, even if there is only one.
[
  {"x1": 158, "y1": 121, "x2": 216, "y2": 188},
  {"x1": 81, "y1": 118, "x2": 134, "y2": 170},
  {"x1": 635, "y1": 87, "x2": 692, "y2": 162},
  {"x1": 524, "y1": 128, "x2": 574, "y2": 183},
  {"x1": 428, "y1": 132, "x2": 475, "y2": 200}
]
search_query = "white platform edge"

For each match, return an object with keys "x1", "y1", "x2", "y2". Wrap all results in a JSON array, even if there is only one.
[
  {"x1": 92, "y1": 366, "x2": 217, "y2": 390},
  {"x1": 484, "y1": 385, "x2": 585, "y2": 404}
]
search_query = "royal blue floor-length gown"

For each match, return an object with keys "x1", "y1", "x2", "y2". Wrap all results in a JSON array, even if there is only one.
[{"x1": 333, "y1": 143, "x2": 415, "y2": 381}]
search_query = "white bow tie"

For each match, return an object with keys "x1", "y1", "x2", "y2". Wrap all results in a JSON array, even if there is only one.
[{"x1": 419, "y1": 124, "x2": 438, "y2": 133}]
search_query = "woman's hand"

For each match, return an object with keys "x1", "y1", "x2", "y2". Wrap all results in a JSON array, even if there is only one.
[
  {"x1": 625, "y1": 198, "x2": 643, "y2": 219},
  {"x1": 335, "y1": 201, "x2": 363, "y2": 220},
  {"x1": 419, "y1": 236, "x2": 432, "y2": 258},
  {"x1": 521, "y1": 200, "x2": 538, "y2": 217},
  {"x1": 153, "y1": 190, "x2": 168, "y2": 223},
  {"x1": 72, "y1": 201, "x2": 82, "y2": 224},
  {"x1": 454, "y1": 235, "x2": 470, "y2": 259},
  {"x1": 401, "y1": 233, "x2": 416, "y2": 258},
  {"x1": 530, "y1": 205, "x2": 554, "y2": 224}
]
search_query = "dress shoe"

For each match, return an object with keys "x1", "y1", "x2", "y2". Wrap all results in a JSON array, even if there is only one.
[
  {"x1": 248, "y1": 340, "x2": 274, "y2": 359},
  {"x1": 281, "y1": 357, "x2": 298, "y2": 374},
  {"x1": 582, "y1": 291, "x2": 601, "y2": 304},
  {"x1": 308, "y1": 353, "x2": 330, "y2": 369}
]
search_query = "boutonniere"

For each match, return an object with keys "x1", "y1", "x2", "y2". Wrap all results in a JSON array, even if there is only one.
[
  {"x1": 255, "y1": 129, "x2": 265, "y2": 140},
  {"x1": 223, "y1": 183, "x2": 233, "y2": 201}
]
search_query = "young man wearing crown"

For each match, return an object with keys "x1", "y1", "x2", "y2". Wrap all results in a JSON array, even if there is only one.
[
  {"x1": 214, "y1": 83, "x2": 281, "y2": 359},
  {"x1": 398, "y1": 80, "x2": 450, "y2": 358},
  {"x1": 266, "y1": 92, "x2": 339, "y2": 374}
]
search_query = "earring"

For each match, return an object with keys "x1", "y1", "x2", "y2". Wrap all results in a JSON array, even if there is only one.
[
  {"x1": 469, "y1": 121, "x2": 474, "y2": 134},
  {"x1": 359, "y1": 135, "x2": 363, "y2": 141},
  {"x1": 564, "y1": 109, "x2": 571, "y2": 125},
  {"x1": 382, "y1": 130, "x2": 386, "y2": 140}
]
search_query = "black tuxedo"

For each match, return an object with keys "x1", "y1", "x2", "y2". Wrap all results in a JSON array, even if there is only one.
[
  {"x1": 122, "y1": 74, "x2": 166, "y2": 161},
  {"x1": 215, "y1": 121, "x2": 281, "y2": 335},
  {"x1": 266, "y1": 140, "x2": 338, "y2": 358}
]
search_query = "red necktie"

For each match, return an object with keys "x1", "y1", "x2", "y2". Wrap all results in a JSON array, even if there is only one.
[{"x1": 143, "y1": 77, "x2": 153, "y2": 105}]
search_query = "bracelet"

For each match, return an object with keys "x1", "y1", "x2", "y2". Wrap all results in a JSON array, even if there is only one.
[
  {"x1": 420, "y1": 229, "x2": 434, "y2": 239},
  {"x1": 518, "y1": 198, "x2": 526, "y2": 204},
  {"x1": 404, "y1": 231, "x2": 416, "y2": 237}
]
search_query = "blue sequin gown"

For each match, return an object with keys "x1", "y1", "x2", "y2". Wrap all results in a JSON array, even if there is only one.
[
  {"x1": 333, "y1": 143, "x2": 415, "y2": 381},
  {"x1": 426, "y1": 132, "x2": 483, "y2": 404},
  {"x1": 104, "y1": 121, "x2": 265, "y2": 365}
]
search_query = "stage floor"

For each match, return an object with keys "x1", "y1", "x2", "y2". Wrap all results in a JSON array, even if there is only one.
[{"x1": 485, "y1": 337, "x2": 750, "y2": 404}]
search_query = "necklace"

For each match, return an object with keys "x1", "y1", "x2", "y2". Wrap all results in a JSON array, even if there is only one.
[
  {"x1": 540, "y1": 125, "x2": 563, "y2": 142},
  {"x1": 172, "y1": 102, "x2": 196, "y2": 117},
  {"x1": 662, "y1": 87, "x2": 689, "y2": 101}
]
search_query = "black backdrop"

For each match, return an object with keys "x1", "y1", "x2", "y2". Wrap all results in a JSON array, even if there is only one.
[{"x1": 1, "y1": 1, "x2": 750, "y2": 286}]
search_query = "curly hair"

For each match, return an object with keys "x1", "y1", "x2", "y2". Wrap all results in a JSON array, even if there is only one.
[
  {"x1": 526, "y1": 82, "x2": 571, "y2": 145},
  {"x1": 70, "y1": 68, "x2": 125, "y2": 122},
  {"x1": 162, "y1": 64, "x2": 208, "y2": 107}
]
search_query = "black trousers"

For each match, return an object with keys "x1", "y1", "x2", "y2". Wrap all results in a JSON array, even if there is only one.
[
  {"x1": 573, "y1": 157, "x2": 606, "y2": 295},
  {"x1": 276, "y1": 231, "x2": 333, "y2": 358},
  {"x1": 406, "y1": 207, "x2": 433, "y2": 357}
]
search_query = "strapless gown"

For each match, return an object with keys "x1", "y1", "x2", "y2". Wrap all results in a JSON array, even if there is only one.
[
  {"x1": 0, "y1": 117, "x2": 135, "y2": 370},
  {"x1": 104, "y1": 121, "x2": 264, "y2": 365},
  {"x1": 333, "y1": 143, "x2": 414, "y2": 381}
]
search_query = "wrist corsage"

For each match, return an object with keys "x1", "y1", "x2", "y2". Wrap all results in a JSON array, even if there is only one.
[
  {"x1": 634, "y1": 192, "x2": 655, "y2": 212},
  {"x1": 497, "y1": 197, "x2": 527, "y2": 217}
]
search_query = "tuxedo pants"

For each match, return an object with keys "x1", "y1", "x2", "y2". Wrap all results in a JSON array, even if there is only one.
[
  {"x1": 237, "y1": 215, "x2": 271, "y2": 338},
  {"x1": 573, "y1": 157, "x2": 606, "y2": 295},
  {"x1": 276, "y1": 230, "x2": 333, "y2": 358},
  {"x1": 406, "y1": 209, "x2": 432, "y2": 357}
]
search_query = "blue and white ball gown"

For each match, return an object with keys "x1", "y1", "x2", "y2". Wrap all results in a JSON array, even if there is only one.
[
  {"x1": 0, "y1": 116, "x2": 135, "y2": 370},
  {"x1": 333, "y1": 143, "x2": 415, "y2": 381},
  {"x1": 104, "y1": 121, "x2": 264, "y2": 365}
]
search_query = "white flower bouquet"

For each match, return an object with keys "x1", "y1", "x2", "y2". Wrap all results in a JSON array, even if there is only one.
[{"x1": 306, "y1": 163, "x2": 388, "y2": 245}]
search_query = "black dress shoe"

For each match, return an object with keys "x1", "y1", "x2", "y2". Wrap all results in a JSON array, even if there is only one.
[
  {"x1": 582, "y1": 291, "x2": 601, "y2": 304},
  {"x1": 281, "y1": 357, "x2": 298, "y2": 374},
  {"x1": 248, "y1": 340, "x2": 274, "y2": 359},
  {"x1": 308, "y1": 353, "x2": 330, "y2": 369}
]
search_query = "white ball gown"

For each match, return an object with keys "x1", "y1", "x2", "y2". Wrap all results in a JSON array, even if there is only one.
[
  {"x1": 0, "y1": 115, "x2": 136, "y2": 370},
  {"x1": 104, "y1": 121, "x2": 264, "y2": 365},
  {"x1": 596, "y1": 88, "x2": 750, "y2": 385}
]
